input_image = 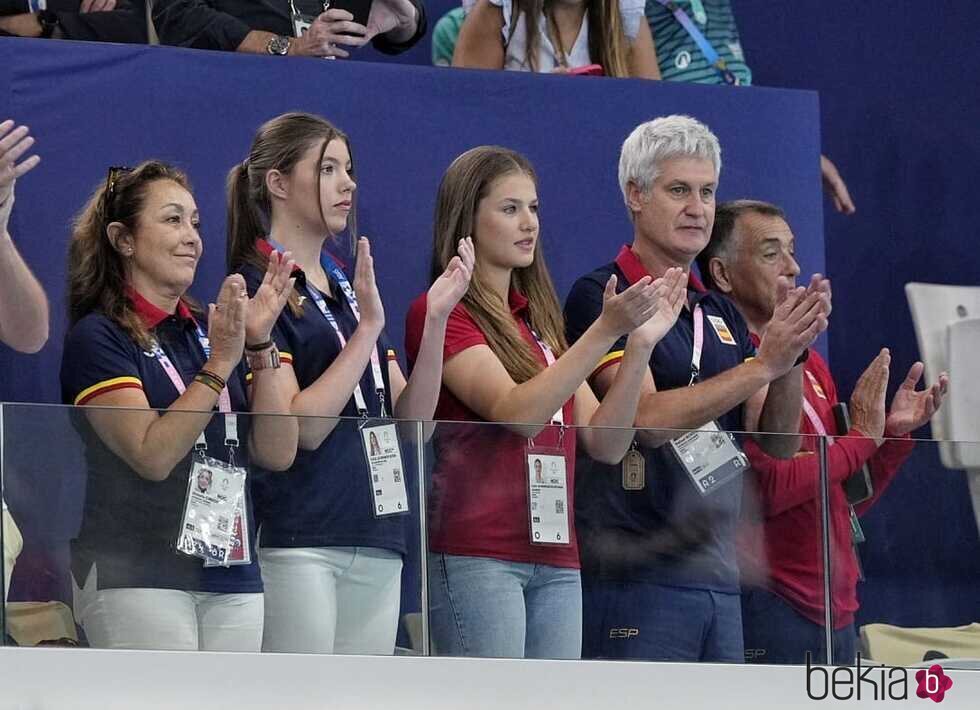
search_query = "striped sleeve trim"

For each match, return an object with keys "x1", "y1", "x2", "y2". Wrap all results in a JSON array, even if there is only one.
[
  {"x1": 386, "y1": 348, "x2": 397, "y2": 362},
  {"x1": 591, "y1": 350, "x2": 626, "y2": 379},
  {"x1": 246, "y1": 351, "x2": 294, "y2": 383},
  {"x1": 74, "y1": 376, "x2": 143, "y2": 405}
]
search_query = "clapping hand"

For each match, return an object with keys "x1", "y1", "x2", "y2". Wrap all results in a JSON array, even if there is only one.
[
  {"x1": 427, "y1": 237, "x2": 474, "y2": 322},
  {"x1": 632, "y1": 267, "x2": 686, "y2": 347},
  {"x1": 0, "y1": 120, "x2": 40, "y2": 234},
  {"x1": 207, "y1": 275, "x2": 249, "y2": 379},
  {"x1": 885, "y1": 361, "x2": 949, "y2": 437},
  {"x1": 353, "y1": 236, "x2": 385, "y2": 331},
  {"x1": 244, "y1": 250, "x2": 296, "y2": 346}
]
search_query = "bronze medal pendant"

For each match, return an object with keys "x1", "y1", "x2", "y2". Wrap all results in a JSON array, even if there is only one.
[{"x1": 622, "y1": 448, "x2": 645, "y2": 491}]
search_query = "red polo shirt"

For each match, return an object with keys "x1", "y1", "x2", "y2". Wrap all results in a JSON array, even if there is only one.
[{"x1": 405, "y1": 291, "x2": 580, "y2": 568}]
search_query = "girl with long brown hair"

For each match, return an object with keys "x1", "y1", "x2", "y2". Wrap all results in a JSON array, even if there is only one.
[
  {"x1": 404, "y1": 145, "x2": 686, "y2": 658},
  {"x1": 453, "y1": 0, "x2": 660, "y2": 78},
  {"x1": 61, "y1": 160, "x2": 297, "y2": 651},
  {"x1": 226, "y1": 112, "x2": 474, "y2": 655}
]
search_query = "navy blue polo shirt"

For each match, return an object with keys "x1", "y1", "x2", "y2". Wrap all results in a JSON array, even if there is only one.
[
  {"x1": 239, "y1": 242, "x2": 406, "y2": 554},
  {"x1": 563, "y1": 245, "x2": 756, "y2": 592},
  {"x1": 60, "y1": 290, "x2": 261, "y2": 594}
]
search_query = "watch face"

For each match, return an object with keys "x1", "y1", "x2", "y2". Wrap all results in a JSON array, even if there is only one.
[{"x1": 268, "y1": 36, "x2": 290, "y2": 55}]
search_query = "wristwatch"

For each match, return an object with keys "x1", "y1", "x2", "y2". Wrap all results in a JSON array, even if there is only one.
[{"x1": 266, "y1": 34, "x2": 291, "y2": 55}]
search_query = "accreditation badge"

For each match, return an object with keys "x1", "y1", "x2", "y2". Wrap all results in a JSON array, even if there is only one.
[
  {"x1": 177, "y1": 455, "x2": 247, "y2": 566},
  {"x1": 621, "y1": 444, "x2": 645, "y2": 491},
  {"x1": 361, "y1": 421, "x2": 409, "y2": 517},
  {"x1": 204, "y1": 504, "x2": 251, "y2": 568},
  {"x1": 668, "y1": 421, "x2": 747, "y2": 496},
  {"x1": 526, "y1": 448, "x2": 570, "y2": 545}
]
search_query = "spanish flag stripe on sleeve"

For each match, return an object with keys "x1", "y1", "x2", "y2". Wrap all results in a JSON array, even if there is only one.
[
  {"x1": 386, "y1": 349, "x2": 397, "y2": 362},
  {"x1": 280, "y1": 351, "x2": 294, "y2": 364},
  {"x1": 75, "y1": 376, "x2": 143, "y2": 405},
  {"x1": 591, "y1": 350, "x2": 626, "y2": 379}
]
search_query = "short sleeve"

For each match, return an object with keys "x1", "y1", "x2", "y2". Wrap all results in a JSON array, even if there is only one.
[
  {"x1": 405, "y1": 295, "x2": 488, "y2": 369},
  {"x1": 564, "y1": 274, "x2": 628, "y2": 379},
  {"x1": 61, "y1": 315, "x2": 143, "y2": 405},
  {"x1": 619, "y1": 0, "x2": 645, "y2": 40}
]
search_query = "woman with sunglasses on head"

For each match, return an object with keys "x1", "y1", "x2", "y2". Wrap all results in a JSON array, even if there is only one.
[
  {"x1": 227, "y1": 112, "x2": 474, "y2": 655},
  {"x1": 404, "y1": 146, "x2": 686, "y2": 658},
  {"x1": 61, "y1": 161, "x2": 298, "y2": 652}
]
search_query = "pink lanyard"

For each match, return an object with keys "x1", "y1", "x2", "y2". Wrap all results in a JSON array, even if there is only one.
[
  {"x1": 151, "y1": 331, "x2": 237, "y2": 449},
  {"x1": 801, "y1": 391, "x2": 834, "y2": 445},
  {"x1": 526, "y1": 321, "x2": 564, "y2": 426}
]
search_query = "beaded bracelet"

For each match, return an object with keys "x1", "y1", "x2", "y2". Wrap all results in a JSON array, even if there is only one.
[{"x1": 194, "y1": 369, "x2": 226, "y2": 395}]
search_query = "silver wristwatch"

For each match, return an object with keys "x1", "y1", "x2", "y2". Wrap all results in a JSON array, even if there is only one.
[{"x1": 266, "y1": 34, "x2": 291, "y2": 55}]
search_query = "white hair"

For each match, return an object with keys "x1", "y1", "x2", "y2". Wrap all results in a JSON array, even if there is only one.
[{"x1": 618, "y1": 115, "x2": 722, "y2": 210}]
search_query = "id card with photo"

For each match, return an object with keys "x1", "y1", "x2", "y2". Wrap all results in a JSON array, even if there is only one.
[
  {"x1": 177, "y1": 456, "x2": 246, "y2": 565},
  {"x1": 205, "y1": 505, "x2": 250, "y2": 568},
  {"x1": 361, "y1": 422, "x2": 409, "y2": 517},
  {"x1": 526, "y1": 448, "x2": 570, "y2": 545},
  {"x1": 669, "y1": 421, "x2": 747, "y2": 496}
]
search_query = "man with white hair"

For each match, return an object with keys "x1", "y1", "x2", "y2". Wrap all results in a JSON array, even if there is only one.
[{"x1": 564, "y1": 115, "x2": 830, "y2": 662}]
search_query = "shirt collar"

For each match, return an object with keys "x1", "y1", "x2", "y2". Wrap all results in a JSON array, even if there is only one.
[
  {"x1": 125, "y1": 286, "x2": 195, "y2": 329},
  {"x1": 509, "y1": 288, "x2": 529, "y2": 315},
  {"x1": 614, "y1": 244, "x2": 707, "y2": 293},
  {"x1": 255, "y1": 237, "x2": 304, "y2": 276}
]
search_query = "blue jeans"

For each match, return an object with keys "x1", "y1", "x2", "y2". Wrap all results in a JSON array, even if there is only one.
[
  {"x1": 428, "y1": 553, "x2": 582, "y2": 659},
  {"x1": 741, "y1": 587, "x2": 856, "y2": 665},
  {"x1": 582, "y1": 578, "x2": 744, "y2": 662}
]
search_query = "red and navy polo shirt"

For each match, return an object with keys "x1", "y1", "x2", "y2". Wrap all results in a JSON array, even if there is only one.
[
  {"x1": 60, "y1": 289, "x2": 260, "y2": 594},
  {"x1": 563, "y1": 245, "x2": 757, "y2": 592},
  {"x1": 238, "y1": 242, "x2": 406, "y2": 554}
]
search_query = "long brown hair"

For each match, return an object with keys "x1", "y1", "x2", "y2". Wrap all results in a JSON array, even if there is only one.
[
  {"x1": 68, "y1": 161, "x2": 193, "y2": 350},
  {"x1": 226, "y1": 112, "x2": 355, "y2": 316},
  {"x1": 432, "y1": 146, "x2": 567, "y2": 384},
  {"x1": 512, "y1": 0, "x2": 632, "y2": 77}
]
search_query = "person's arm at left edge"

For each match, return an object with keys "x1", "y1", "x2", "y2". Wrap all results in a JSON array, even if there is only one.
[
  {"x1": 628, "y1": 12, "x2": 660, "y2": 79},
  {"x1": 0, "y1": 121, "x2": 48, "y2": 354},
  {"x1": 368, "y1": 0, "x2": 425, "y2": 54}
]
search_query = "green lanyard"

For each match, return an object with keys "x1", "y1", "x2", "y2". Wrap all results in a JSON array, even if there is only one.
[{"x1": 688, "y1": 0, "x2": 707, "y2": 25}]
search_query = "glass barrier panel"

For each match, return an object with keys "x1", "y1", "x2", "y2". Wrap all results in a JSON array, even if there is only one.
[
  {"x1": 845, "y1": 434, "x2": 980, "y2": 671},
  {"x1": 422, "y1": 418, "x2": 829, "y2": 666},
  {"x1": 0, "y1": 404, "x2": 423, "y2": 658}
]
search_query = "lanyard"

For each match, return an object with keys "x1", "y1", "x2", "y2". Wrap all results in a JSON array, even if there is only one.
[
  {"x1": 689, "y1": 304, "x2": 704, "y2": 385},
  {"x1": 655, "y1": 0, "x2": 739, "y2": 85},
  {"x1": 264, "y1": 238, "x2": 388, "y2": 416},
  {"x1": 525, "y1": 320, "x2": 564, "y2": 426},
  {"x1": 801, "y1": 397, "x2": 835, "y2": 445},
  {"x1": 152, "y1": 323, "x2": 238, "y2": 449},
  {"x1": 319, "y1": 252, "x2": 388, "y2": 417}
]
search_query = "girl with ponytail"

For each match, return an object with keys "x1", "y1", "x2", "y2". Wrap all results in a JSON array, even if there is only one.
[{"x1": 227, "y1": 112, "x2": 474, "y2": 655}]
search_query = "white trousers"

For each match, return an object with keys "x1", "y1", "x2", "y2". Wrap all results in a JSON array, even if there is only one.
[
  {"x1": 73, "y1": 566, "x2": 263, "y2": 652},
  {"x1": 260, "y1": 546, "x2": 403, "y2": 655}
]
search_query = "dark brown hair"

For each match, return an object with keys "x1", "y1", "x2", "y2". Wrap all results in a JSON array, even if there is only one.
[
  {"x1": 67, "y1": 161, "x2": 194, "y2": 350},
  {"x1": 432, "y1": 146, "x2": 567, "y2": 384}
]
